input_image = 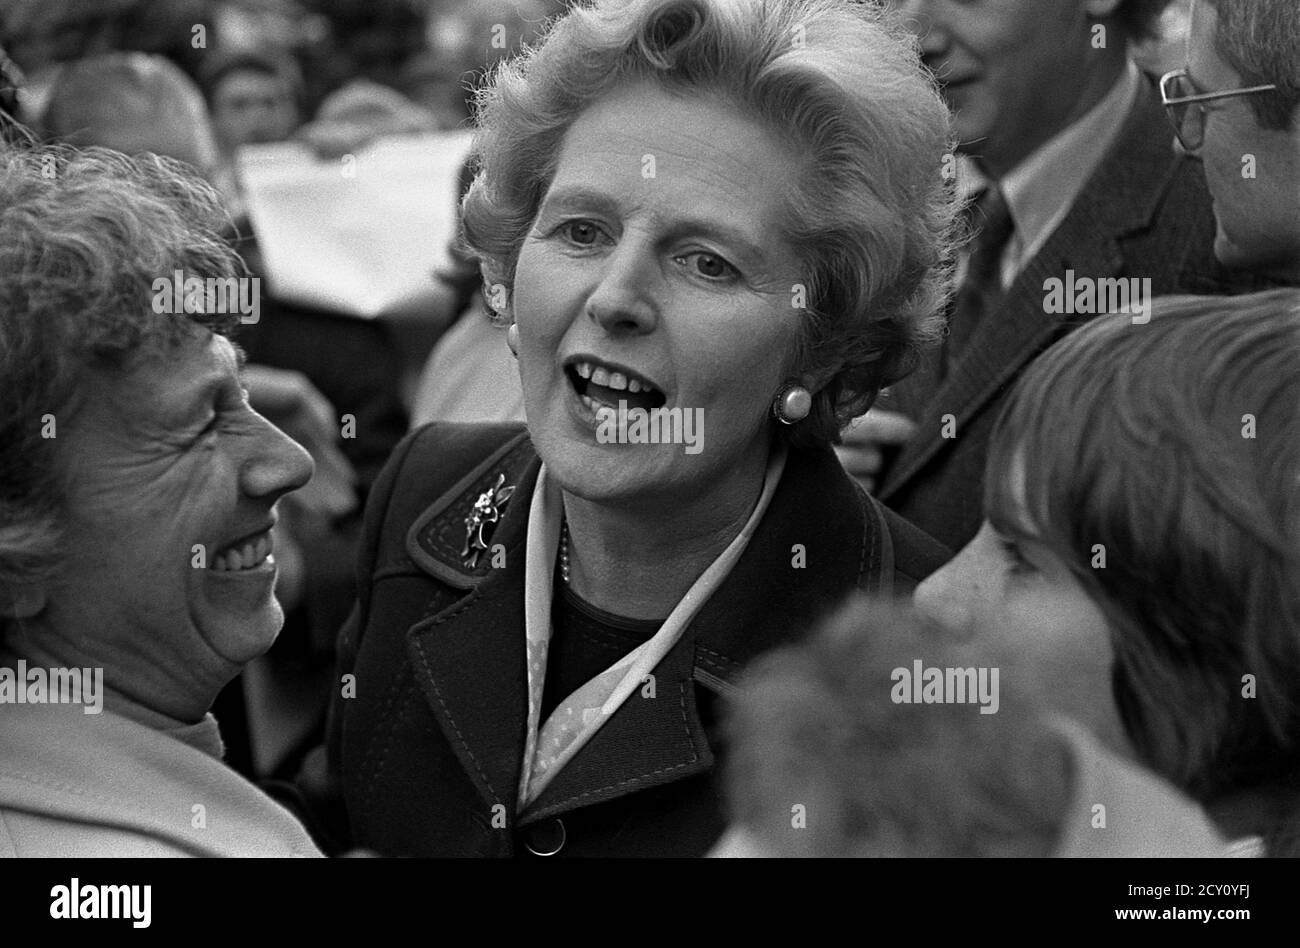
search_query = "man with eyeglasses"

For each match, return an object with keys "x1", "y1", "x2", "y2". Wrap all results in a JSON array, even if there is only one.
[
  {"x1": 1162, "y1": 0, "x2": 1300, "y2": 282},
  {"x1": 853, "y1": 0, "x2": 1249, "y2": 551}
]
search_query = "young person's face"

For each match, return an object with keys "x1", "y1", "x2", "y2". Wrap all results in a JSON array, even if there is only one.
[{"x1": 914, "y1": 457, "x2": 1121, "y2": 739}]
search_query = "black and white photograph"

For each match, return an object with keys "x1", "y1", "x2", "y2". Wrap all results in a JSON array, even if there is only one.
[{"x1": 0, "y1": 0, "x2": 1295, "y2": 930}]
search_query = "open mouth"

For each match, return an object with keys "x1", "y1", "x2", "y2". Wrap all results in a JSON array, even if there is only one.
[
  {"x1": 565, "y1": 358, "x2": 667, "y2": 414},
  {"x1": 211, "y1": 529, "x2": 274, "y2": 573}
]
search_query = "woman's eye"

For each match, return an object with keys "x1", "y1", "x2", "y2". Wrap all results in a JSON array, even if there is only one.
[
  {"x1": 679, "y1": 251, "x2": 737, "y2": 281},
  {"x1": 997, "y1": 536, "x2": 1035, "y2": 577},
  {"x1": 195, "y1": 413, "x2": 220, "y2": 441},
  {"x1": 561, "y1": 221, "x2": 602, "y2": 246}
]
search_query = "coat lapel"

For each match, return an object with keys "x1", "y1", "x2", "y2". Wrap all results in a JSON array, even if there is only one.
[
  {"x1": 881, "y1": 83, "x2": 1183, "y2": 498},
  {"x1": 403, "y1": 437, "x2": 539, "y2": 817}
]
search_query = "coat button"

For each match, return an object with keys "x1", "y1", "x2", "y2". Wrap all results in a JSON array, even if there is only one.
[{"x1": 522, "y1": 818, "x2": 566, "y2": 856}]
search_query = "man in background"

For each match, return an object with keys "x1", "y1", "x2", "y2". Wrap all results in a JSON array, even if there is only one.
[
  {"x1": 200, "y1": 48, "x2": 303, "y2": 165},
  {"x1": 846, "y1": 0, "x2": 1252, "y2": 549}
]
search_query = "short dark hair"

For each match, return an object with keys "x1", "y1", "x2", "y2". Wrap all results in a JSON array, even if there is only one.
[{"x1": 1204, "y1": 0, "x2": 1300, "y2": 131}]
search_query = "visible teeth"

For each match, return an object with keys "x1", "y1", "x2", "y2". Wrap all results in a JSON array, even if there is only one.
[
  {"x1": 212, "y1": 532, "x2": 272, "y2": 572},
  {"x1": 573, "y1": 360, "x2": 659, "y2": 397}
]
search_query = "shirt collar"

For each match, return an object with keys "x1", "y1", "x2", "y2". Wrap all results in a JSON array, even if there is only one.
[
  {"x1": 1001, "y1": 62, "x2": 1142, "y2": 277},
  {"x1": 958, "y1": 62, "x2": 1143, "y2": 288}
]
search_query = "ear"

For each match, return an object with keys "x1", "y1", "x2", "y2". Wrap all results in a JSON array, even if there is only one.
[
  {"x1": 787, "y1": 358, "x2": 842, "y2": 397},
  {"x1": 0, "y1": 582, "x2": 47, "y2": 620},
  {"x1": 1083, "y1": 0, "x2": 1123, "y2": 19}
]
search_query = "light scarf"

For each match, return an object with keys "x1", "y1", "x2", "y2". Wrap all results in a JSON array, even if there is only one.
[{"x1": 517, "y1": 446, "x2": 787, "y2": 810}]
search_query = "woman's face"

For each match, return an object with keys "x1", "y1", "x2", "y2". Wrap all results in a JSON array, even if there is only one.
[
  {"x1": 914, "y1": 457, "x2": 1122, "y2": 740},
  {"x1": 41, "y1": 332, "x2": 312, "y2": 697},
  {"x1": 511, "y1": 81, "x2": 806, "y2": 507}
]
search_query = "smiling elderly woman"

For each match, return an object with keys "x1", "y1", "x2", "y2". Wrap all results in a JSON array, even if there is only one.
[
  {"x1": 323, "y1": 0, "x2": 959, "y2": 857},
  {"x1": 0, "y1": 146, "x2": 320, "y2": 856}
]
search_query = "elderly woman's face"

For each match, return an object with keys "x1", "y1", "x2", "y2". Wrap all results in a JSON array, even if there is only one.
[
  {"x1": 511, "y1": 81, "x2": 805, "y2": 504},
  {"x1": 44, "y1": 332, "x2": 312, "y2": 682}
]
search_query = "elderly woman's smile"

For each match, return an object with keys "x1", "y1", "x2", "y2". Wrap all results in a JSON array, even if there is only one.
[
  {"x1": 512, "y1": 80, "x2": 805, "y2": 505},
  {"x1": 209, "y1": 523, "x2": 276, "y2": 573}
]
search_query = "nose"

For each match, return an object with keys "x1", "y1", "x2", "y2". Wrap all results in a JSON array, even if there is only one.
[
  {"x1": 892, "y1": 0, "x2": 945, "y2": 57},
  {"x1": 240, "y1": 413, "x2": 315, "y2": 502},
  {"x1": 585, "y1": 240, "x2": 659, "y2": 336},
  {"x1": 913, "y1": 552, "x2": 974, "y2": 638}
]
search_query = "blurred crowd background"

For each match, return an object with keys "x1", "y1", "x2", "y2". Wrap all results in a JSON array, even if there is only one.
[
  {"x1": 0, "y1": 0, "x2": 570, "y2": 783},
  {"x1": 2, "y1": 0, "x2": 565, "y2": 127}
]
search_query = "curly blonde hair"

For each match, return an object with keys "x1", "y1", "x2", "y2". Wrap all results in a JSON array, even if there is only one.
[{"x1": 461, "y1": 0, "x2": 960, "y2": 449}]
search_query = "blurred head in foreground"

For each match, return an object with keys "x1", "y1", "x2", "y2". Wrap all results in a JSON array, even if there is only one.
[
  {"x1": 716, "y1": 597, "x2": 1224, "y2": 857},
  {"x1": 916, "y1": 289, "x2": 1300, "y2": 854},
  {"x1": 42, "y1": 52, "x2": 219, "y2": 178}
]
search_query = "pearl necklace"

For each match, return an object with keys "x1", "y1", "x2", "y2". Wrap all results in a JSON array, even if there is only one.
[{"x1": 559, "y1": 518, "x2": 571, "y2": 585}]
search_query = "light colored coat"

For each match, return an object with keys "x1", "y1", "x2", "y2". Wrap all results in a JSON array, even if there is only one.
[{"x1": 0, "y1": 703, "x2": 321, "y2": 857}]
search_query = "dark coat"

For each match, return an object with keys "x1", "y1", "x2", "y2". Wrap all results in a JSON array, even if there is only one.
[
  {"x1": 326, "y1": 422, "x2": 949, "y2": 857},
  {"x1": 877, "y1": 78, "x2": 1271, "y2": 550}
]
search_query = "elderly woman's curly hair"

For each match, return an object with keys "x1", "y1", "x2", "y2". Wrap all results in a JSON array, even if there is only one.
[
  {"x1": 0, "y1": 145, "x2": 242, "y2": 597},
  {"x1": 461, "y1": 0, "x2": 960, "y2": 450}
]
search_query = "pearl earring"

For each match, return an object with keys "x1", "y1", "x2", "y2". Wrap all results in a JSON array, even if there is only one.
[
  {"x1": 507, "y1": 323, "x2": 519, "y2": 357},
  {"x1": 773, "y1": 384, "x2": 812, "y2": 424}
]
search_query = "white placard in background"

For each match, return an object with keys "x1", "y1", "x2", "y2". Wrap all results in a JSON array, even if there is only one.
[{"x1": 238, "y1": 131, "x2": 473, "y2": 320}]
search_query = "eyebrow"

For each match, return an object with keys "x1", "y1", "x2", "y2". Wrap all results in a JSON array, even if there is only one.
[
  {"x1": 174, "y1": 340, "x2": 248, "y2": 421},
  {"x1": 539, "y1": 185, "x2": 772, "y2": 267}
]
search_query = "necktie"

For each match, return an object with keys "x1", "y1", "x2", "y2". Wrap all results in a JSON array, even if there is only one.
[{"x1": 946, "y1": 184, "x2": 1015, "y2": 360}]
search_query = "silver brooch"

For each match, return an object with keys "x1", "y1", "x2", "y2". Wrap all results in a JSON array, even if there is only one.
[{"x1": 461, "y1": 473, "x2": 515, "y2": 568}]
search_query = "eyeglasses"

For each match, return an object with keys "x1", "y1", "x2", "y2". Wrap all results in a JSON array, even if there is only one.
[{"x1": 1159, "y1": 68, "x2": 1278, "y2": 152}]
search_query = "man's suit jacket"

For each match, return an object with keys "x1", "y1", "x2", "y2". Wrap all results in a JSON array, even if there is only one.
[
  {"x1": 323, "y1": 422, "x2": 949, "y2": 857},
  {"x1": 877, "y1": 78, "x2": 1266, "y2": 550}
]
